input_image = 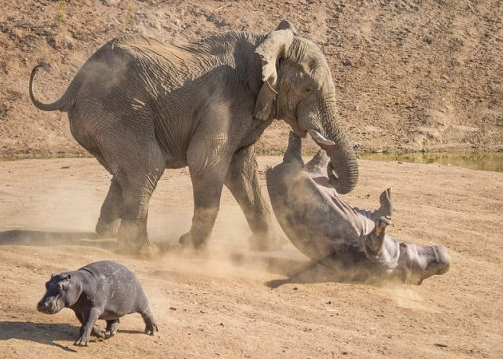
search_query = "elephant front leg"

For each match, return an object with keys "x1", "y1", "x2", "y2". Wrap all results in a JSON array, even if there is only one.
[
  {"x1": 224, "y1": 145, "x2": 285, "y2": 251},
  {"x1": 180, "y1": 138, "x2": 233, "y2": 248}
]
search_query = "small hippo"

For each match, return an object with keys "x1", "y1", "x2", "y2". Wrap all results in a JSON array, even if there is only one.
[
  {"x1": 37, "y1": 260, "x2": 158, "y2": 346},
  {"x1": 266, "y1": 133, "x2": 450, "y2": 285}
]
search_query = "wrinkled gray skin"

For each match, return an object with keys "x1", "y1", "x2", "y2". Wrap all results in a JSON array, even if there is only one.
[
  {"x1": 266, "y1": 133, "x2": 451, "y2": 285},
  {"x1": 37, "y1": 261, "x2": 158, "y2": 346},
  {"x1": 28, "y1": 20, "x2": 358, "y2": 253}
]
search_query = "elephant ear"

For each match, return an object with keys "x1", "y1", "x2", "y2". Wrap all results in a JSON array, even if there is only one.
[{"x1": 253, "y1": 20, "x2": 297, "y2": 121}]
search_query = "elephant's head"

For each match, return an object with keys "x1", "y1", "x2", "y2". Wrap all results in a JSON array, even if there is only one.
[{"x1": 254, "y1": 20, "x2": 358, "y2": 194}]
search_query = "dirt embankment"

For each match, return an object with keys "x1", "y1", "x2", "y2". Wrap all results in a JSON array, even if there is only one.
[{"x1": 1, "y1": 0, "x2": 502, "y2": 159}]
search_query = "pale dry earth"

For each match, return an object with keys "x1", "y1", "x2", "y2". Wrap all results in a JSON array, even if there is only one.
[
  {"x1": 0, "y1": 156, "x2": 502, "y2": 359},
  {"x1": 1, "y1": 1, "x2": 503, "y2": 358}
]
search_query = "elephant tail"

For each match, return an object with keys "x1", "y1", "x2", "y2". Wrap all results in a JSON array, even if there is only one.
[{"x1": 29, "y1": 64, "x2": 74, "y2": 112}]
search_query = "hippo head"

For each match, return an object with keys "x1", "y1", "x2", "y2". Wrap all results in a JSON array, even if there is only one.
[
  {"x1": 365, "y1": 230, "x2": 450, "y2": 285},
  {"x1": 393, "y1": 243, "x2": 451, "y2": 284},
  {"x1": 37, "y1": 273, "x2": 79, "y2": 314}
]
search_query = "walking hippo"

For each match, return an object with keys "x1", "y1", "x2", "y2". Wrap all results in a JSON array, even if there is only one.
[
  {"x1": 37, "y1": 260, "x2": 158, "y2": 346},
  {"x1": 266, "y1": 133, "x2": 450, "y2": 285}
]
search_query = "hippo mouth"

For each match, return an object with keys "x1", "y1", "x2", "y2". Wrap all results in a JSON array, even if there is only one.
[{"x1": 37, "y1": 297, "x2": 63, "y2": 314}]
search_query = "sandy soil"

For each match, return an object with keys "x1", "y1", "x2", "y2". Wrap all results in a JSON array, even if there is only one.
[{"x1": 0, "y1": 156, "x2": 502, "y2": 359}]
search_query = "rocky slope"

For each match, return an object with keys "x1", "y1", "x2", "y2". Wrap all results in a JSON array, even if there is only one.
[{"x1": 1, "y1": 0, "x2": 501, "y2": 158}]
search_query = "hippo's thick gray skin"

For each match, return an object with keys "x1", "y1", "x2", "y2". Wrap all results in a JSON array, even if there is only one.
[
  {"x1": 266, "y1": 133, "x2": 451, "y2": 285},
  {"x1": 37, "y1": 260, "x2": 158, "y2": 346}
]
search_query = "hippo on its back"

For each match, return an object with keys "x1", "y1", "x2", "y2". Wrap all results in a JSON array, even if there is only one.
[{"x1": 266, "y1": 133, "x2": 450, "y2": 285}]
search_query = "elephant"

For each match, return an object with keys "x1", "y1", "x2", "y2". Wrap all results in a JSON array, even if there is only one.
[{"x1": 28, "y1": 20, "x2": 359, "y2": 253}]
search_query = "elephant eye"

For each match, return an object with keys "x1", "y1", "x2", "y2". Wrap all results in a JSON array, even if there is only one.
[{"x1": 305, "y1": 87, "x2": 313, "y2": 94}]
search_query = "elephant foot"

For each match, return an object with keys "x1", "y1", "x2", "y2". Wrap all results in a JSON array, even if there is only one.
[
  {"x1": 116, "y1": 240, "x2": 156, "y2": 258},
  {"x1": 116, "y1": 221, "x2": 153, "y2": 256},
  {"x1": 248, "y1": 231, "x2": 286, "y2": 252},
  {"x1": 178, "y1": 231, "x2": 208, "y2": 249},
  {"x1": 95, "y1": 218, "x2": 120, "y2": 238}
]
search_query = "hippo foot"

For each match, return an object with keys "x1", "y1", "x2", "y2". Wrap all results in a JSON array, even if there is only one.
[
  {"x1": 95, "y1": 218, "x2": 120, "y2": 238},
  {"x1": 105, "y1": 320, "x2": 120, "y2": 338},
  {"x1": 144, "y1": 322, "x2": 159, "y2": 336},
  {"x1": 74, "y1": 334, "x2": 90, "y2": 346},
  {"x1": 265, "y1": 278, "x2": 289, "y2": 288},
  {"x1": 248, "y1": 231, "x2": 286, "y2": 252},
  {"x1": 378, "y1": 188, "x2": 393, "y2": 217},
  {"x1": 178, "y1": 231, "x2": 207, "y2": 249},
  {"x1": 91, "y1": 325, "x2": 106, "y2": 339},
  {"x1": 377, "y1": 216, "x2": 392, "y2": 229}
]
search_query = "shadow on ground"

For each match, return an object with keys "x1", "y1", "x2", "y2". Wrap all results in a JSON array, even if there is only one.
[
  {"x1": 0, "y1": 321, "x2": 78, "y2": 352},
  {"x1": 229, "y1": 252, "x2": 370, "y2": 288},
  {"x1": 0, "y1": 230, "x2": 116, "y2": 250},
  {"x1": 0, "y1": 321, "x2": 146, "y2": 351}
]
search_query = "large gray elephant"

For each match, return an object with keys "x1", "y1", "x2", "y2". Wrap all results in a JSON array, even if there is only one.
[{"x1": 29, "y1": 20, "x2": 359, "y2": 253}]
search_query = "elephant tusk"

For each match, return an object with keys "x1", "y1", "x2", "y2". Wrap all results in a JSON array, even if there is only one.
[{"x1": 308, "y1": 129, "x2": 335, "y2": 146}]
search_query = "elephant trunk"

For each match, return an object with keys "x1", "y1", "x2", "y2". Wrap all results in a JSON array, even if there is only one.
[{"x1": 308, "y1": 100, "x2": 359, "y2": 194}]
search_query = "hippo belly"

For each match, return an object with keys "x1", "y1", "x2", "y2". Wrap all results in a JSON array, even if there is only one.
[{"x1": 266, "y1": 162, "x2": 368, "y2": 260}]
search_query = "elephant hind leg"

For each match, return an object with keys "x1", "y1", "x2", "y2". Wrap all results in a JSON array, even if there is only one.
[
  {"x1": 94, "y1": 131, "x2": 165, "y2": 253},
  {"x1": 121, "y1": 143, "x2": 167, "y2": 254},
  {"x1": 115, "y1": 156, "x2": 165, "y2": 254},
  {"x1": 96, "y1": 177, "x2": 122, "y2": 238}
]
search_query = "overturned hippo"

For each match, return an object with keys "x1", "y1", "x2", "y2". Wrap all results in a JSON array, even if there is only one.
[
  {"x1": 37, "y1": 260, "x2": 158, "y2": 346},
  {"x1": 266, "y1": 133, "x2": 450, "y2": 285}
]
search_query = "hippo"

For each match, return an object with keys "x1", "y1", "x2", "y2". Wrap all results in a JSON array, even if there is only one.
[
  {"x1": 37, "y1": 260, "x2": 158, "y2": 346},
  {"x1": 266, "y1": 133, "x2": 450, "y2": 285}
]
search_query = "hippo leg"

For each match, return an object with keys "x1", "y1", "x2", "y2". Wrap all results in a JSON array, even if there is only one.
[
  {"x1": 105, "y1": 319, "x2": 120, "y2": 338},
  {"x1": 366, "y1": 216, "x2": 392, "y2": 254},
  {"x1": 374, "y1": 188, "x2": 393, "y2": 219},
  {"x1": 265, "y1": 261, "x2": 319, "y2": 288},
  {"x1": 266, "y1": 256, "x2": 337, "y2": 288},
  {"x1": 74, "y1": 311, "x2": 105, "y2": 339},
  {"x1": 140, "y1": 308, "x2": 158, "y2": 335},
  {"x1": 74, "y1": 307, "x2": 103, "y2": 346}
]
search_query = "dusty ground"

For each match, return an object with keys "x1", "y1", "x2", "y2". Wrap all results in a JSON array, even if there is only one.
[
  {"x1": 0, "y1": 156, "x2": 502, "y2": 359},
  {"x1": 1, "y1": 1, "x2": 503, "y2": 358},
  {"x1": 1, "y1": 0, "x2": 502, "y2": 158}
]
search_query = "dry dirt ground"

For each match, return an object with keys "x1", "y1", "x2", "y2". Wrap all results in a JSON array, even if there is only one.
[
  {"x1": 0, "y1": 156, "x2": 502, "y2": 359},
  {"x1": 1, "y1": 1, "x2": 503, "y2": 358}
]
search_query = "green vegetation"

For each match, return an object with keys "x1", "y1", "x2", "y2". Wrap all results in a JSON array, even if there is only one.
[
  {"x1": 359, "y1": 151, "x2": 503, "y2": 173},
  {"x1": 124, "y1": 3, "x2": 134, "y2": 31},
  {"x1": 56, "y1": 0, "x2": 66, "y2": 27}
]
